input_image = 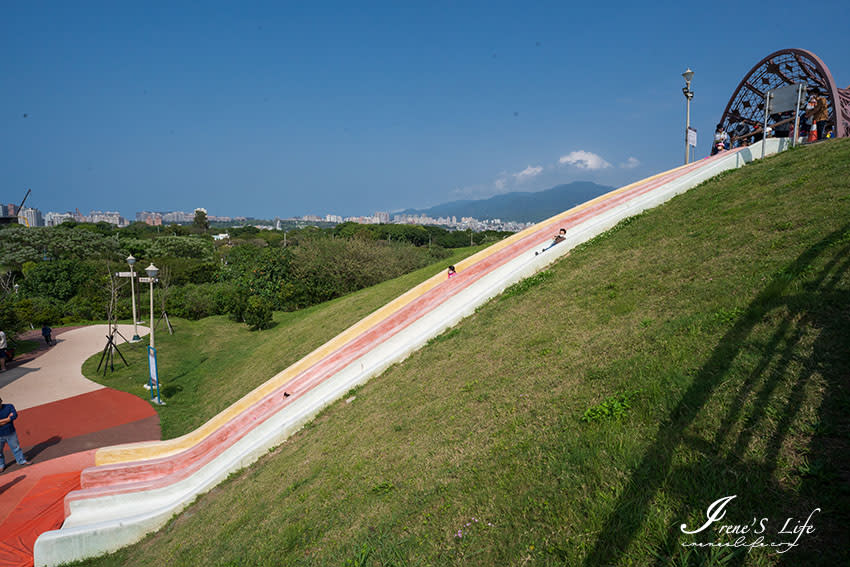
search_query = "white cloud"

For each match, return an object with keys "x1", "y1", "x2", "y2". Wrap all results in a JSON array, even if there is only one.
[
  {"x1": 514, "y1": 165, "x2": 543, "y2": 181},
  {"x1": 620, "y1": 157, "x2": 640, "y2": 169},
  {"x1": 452, "y1": 162, "x2": 547, "y2": 199},
  {"x1": 558, "y1": 150, "x2": 611, "y2": 170}
]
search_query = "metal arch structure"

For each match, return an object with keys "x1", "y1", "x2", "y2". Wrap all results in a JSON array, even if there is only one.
[{"x1": 719, "y1": 48, "x2": 850, "y2": 140}]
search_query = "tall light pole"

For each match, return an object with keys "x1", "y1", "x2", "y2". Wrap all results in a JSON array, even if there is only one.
[
  {"x1": 146, "y1": 264, "x2": 159, "y2": 348},
  {"x1": 144, "y1": 263, "x2": 163, "y2": 404},
  {"x1": 682, "y1": 68, "x2": 695, "y2": 164},
  {"x1": 127, "y1": 255, "x2": 140, "y2": 342}
]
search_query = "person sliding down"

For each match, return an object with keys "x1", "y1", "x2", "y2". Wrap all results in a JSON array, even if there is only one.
[{"x1": 536, "y1": 228, "x2": 567, "y2": 255}]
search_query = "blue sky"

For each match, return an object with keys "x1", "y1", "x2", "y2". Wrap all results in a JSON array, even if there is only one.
[{"x1": 2, "y1": 1, "x2": 848, "y2": 219}]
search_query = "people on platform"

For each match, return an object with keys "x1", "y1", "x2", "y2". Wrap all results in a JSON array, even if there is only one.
[
  {"x1": 805, "y1": 90, "x2": 829, "y2": 140},
  {"x1": 711, "y1": 124, "x2": 730, "y2": 155}
]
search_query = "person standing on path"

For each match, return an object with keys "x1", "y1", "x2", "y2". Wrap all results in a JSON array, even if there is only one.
[
  {"x1": 0, "y1": 396, "x2": 31, "y2": 472},
  {"x1": 42, "y1": 324, "x2": 53, "y2": 346}
]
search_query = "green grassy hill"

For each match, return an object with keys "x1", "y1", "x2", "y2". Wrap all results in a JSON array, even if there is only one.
[{"x1": 78, "y1": 140, "x2": 850, "y2": 566}]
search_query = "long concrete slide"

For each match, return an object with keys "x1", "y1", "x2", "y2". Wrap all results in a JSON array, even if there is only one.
[{"x1": 33, "y1": 139, "x2": 791, "y2": 566}]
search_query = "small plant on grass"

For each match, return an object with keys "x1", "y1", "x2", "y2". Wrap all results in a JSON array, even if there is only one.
[
  {"x1": 370, "y1": 481, "x2": 395, "y2": 495},
  {"x1": 454, "y1": 517, "x2": 493, "y2": 541},
  {"x1": 581, "y1": 390, "x2": 641, "y2": 422}
]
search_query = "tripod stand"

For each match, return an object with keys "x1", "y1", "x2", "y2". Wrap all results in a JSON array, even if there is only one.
[
  {"x1": 156, "y1": 310, "x2": 175, "y2": 335},
  {"x1": 96, "y1": 320, "x2": 130, "y2": 375}
]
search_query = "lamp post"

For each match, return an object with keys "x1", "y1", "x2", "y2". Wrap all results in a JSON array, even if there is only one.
[
  {"x1": 127, "y1": 255, "x2": 140, "y2": 342},
  {"x1": 682, "y1": 68, "x2": 695, "y2": 164},
  {"x1": 13, "y1": 283, "x2": 19, "y2": 295},
  {"x1": 144, "y1": 263, "x2": 163, "y2": 405},
  {"x1": 145, "y1": 264, "x2": 159, "y2": 348}
]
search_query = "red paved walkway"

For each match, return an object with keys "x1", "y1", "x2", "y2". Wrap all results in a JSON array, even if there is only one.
[{"x1": 0, "y1": 326, "x2": 159, "y2": 567}]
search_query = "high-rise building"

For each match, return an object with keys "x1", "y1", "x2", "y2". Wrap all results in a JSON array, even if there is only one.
[
  {"x1": 90, "y1": 210, "x2": 123, "y2": 225},
  {"x1": 162, "y1": 211, "x2": 193, "y2": 223},
  {"x1": 45, "y1": 211, "x2": 75, "y2": 226},
  {"x1": 136, "y1": 211, "x2": 163, "y2": 226},
  {"x1": 18, "y1": 207, "x2": 44, "y2": 227}
]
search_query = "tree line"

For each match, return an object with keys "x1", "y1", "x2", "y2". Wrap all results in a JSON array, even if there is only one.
[{"x1": 0, "y1": 220, "x2": 511, "y2": 333}]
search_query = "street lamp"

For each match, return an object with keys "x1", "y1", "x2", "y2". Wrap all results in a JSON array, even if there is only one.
[
  {"x1": 146, "y1": 264, "x2": 159, "y2": 348},
  {"x1": 13, "y1": 283, "x2": 19, "y2": 295},
  {"x1": 127, "y1": 255, "x2": 140, "y2": 342},
  {"x1": 144, "y1": 263, "x2": 163, "y2": 405},
  {"x1": 682, "y1": 68, "x2": 695, "y2": 164}
]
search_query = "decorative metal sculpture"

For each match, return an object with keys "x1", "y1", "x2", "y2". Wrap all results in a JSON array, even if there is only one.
[{"x1": 719, "y1": 48, "x2": 849, "y2": 141}]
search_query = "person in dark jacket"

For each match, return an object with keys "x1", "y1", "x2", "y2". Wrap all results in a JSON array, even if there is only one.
[
  {"x1": 0, "y1": 396, "x2": 31, "y2": 472},
  {"x1": 42, "y1": 324, "x2": 53, "y2": 346}
]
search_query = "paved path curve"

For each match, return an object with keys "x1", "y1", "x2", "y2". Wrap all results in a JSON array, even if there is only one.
[
  {"x1": 0, "y1": 325, "x2": 160, "y2": 567},
  {"x1": 1, "y1": 325, "x2": 146, "y2": 410}
]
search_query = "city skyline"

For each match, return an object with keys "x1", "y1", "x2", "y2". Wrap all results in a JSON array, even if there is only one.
[
  {"x1": 3, "y1": 200, "x2": 531, "y2": 233},
  {"x1": 3, "y1": 2, "x2": 848, "y2": 218}
]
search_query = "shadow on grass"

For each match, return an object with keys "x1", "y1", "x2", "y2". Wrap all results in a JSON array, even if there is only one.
[
  {"x1": 161, "y1": 384, "x2": 183, "y2": 399},
  {"x1": 582, "y1": 226, "x2": 850, "y2": 566}
]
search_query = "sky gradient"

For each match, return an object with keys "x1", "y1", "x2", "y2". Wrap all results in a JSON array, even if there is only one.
[{"x1": 3, "y1": 1, "x2": 849, "y2": 219}]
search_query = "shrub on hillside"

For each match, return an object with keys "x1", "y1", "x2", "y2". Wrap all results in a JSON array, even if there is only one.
[
  {"x1": 243, "y1": 295, "x2": 274, "y2": 331},
  {"x1": 0, "y1": 299, "x2": 22, "y2": 336},
  {"x1": 14, "y1": 296, "x2": 63, "y2": 327},
  {"x1": 165, "y1": 282, "x2": 233, "y2": 320},
  {"x1": 20, "y1": 259, "x2": 98, "y2": 301},
  {"x1": 159, "y1": 259, "x2": 221, "y2": 286},
  {"x1": 285, "y1": 238, "x2": 448, "y2": 309},
  {"x1": 65, "y1": 294, "x2": 106, "y2": 322}
]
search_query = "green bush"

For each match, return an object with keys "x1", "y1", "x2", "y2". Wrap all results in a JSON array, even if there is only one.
[
  {"x1": 65, "y1": 294, "x2": 106, "y2": 321},
  {"x1": 244, "y1": 295, "x2": 274, "y2": 330},
  {"x1": 20, "y1": 259, "x2": 97, "y2": 301},
  {"x1": 285, "y1": 238, "x2": 446, "y2": 310},
  {"x1": 14, "y1": 296, "x2": 63, "y2": 327},
  {"x1": 166, "y1": 282, "x2": 233, "y2": 320},
  {"x1": 0, "y1": 299, "x2": 22, "y2": 335}
]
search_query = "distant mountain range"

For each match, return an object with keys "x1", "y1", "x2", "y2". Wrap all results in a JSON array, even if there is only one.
[{"x1": 400, "y1": 181, "x2": 614, "y2": 223}]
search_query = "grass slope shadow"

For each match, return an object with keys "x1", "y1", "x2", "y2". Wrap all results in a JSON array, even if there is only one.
[{"x1": 583, "y1": 225, "x2": 850, "y2": 567}]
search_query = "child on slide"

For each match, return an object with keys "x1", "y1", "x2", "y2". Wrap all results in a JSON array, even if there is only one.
[{"x1": 536, "y1": 228, "x2": 567, "y2": 255}]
